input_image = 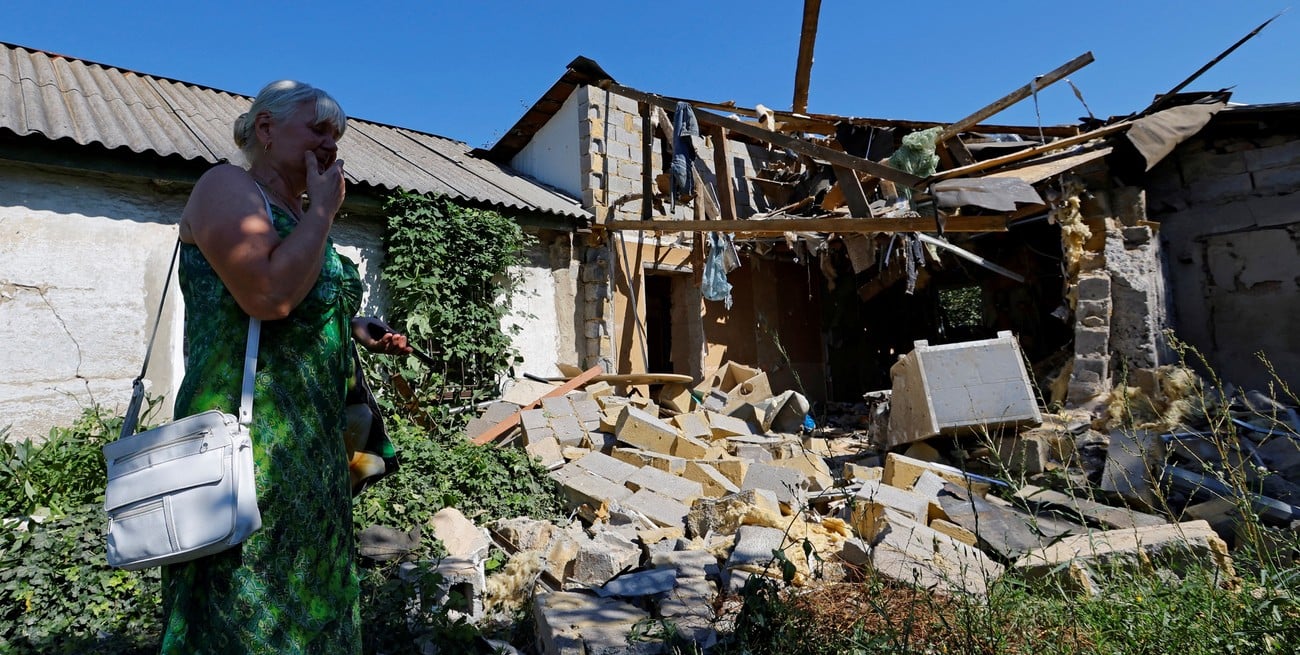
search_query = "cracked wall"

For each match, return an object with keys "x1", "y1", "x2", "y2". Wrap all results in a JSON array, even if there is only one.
[
  {"x1": 0, "y1": 161, "x2": 389, "y2": 442},
  {"x1": 1147, "y1": 113, "x2": 1300, "y2": 392}
]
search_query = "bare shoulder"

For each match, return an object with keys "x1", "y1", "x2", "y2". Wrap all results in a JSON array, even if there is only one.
[
  {"x1": 190, "y1": 164, "x2": 258, "y2": 204},
  {"x1": 181, "y1": 165, "x2": 263, "y2": 240}
]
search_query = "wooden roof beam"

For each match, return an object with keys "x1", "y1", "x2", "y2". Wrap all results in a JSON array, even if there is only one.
[
  {"x1": 928, "y1": 121, "x2": 1130, "y2": 182},
  {"x1": 937, "y1": 52, "x2": 1094, "y2": 143},
  {"x1": 602, "y1": 215, "x2": 1009, "y2": 234},
  {"x1": 602, "y1": 81, "x2": 924, "y2": 187},
  {"x1": 792, "y1": 0, "x2": 822, "y2": 115}
]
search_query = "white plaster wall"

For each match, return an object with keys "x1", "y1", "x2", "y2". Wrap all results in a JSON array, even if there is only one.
[
  {"x1": 503, "y1": 263, "x2": 562, "y2": 378},
  {"x1": 0, "y1": 163, "x2": 187, "y2": 442},
  {"x1": 510, "y1": 90, "x2": 582, "y2": 198},
  {"x1": 0, "y1": 161, "x2": 390, "y2": 442}
]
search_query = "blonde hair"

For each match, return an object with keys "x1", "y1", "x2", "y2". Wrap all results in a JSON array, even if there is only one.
[{"x1": 232, "y1": 80, "x2": 347, "y2": 160}]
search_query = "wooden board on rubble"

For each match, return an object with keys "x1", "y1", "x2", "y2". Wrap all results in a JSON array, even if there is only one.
[
  {"x1": 471, "y1": 366, "x2": 603, "y2": 446},
  {"x1": 545, "y1": 373, "x2": 694, "y2": 385}
]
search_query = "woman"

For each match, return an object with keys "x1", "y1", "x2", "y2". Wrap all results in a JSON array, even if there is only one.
[{"x1": 162, "y1": 80, "x2": 409, "y2": 654}]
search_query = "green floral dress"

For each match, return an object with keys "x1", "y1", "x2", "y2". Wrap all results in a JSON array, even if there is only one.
[{"x1": 160, "y1": 204, "x2": 363, "y2": 655}]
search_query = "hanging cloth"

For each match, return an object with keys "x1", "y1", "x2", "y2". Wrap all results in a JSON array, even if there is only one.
[
  {"x1": 669, "y1": 101, "x2": 700, "y2": 211},
  {"x1": 702, "y1": 232, "x2": 734, "y2": 309}
]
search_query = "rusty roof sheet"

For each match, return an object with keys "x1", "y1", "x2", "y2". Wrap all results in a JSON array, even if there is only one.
[{"x1": 0, "y1": 42, "x2": 587, "y2": 219}]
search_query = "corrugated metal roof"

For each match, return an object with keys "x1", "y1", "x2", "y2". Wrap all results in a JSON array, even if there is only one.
[{"x1": 0, "y1": 42, "x2": 588, "y2": 219}]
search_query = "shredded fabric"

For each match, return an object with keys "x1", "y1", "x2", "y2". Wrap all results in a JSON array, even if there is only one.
[{"x1": 702, "y1": 232, "x2": 735, "y2": 309}]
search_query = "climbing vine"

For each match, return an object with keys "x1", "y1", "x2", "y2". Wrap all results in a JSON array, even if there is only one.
[{"x1": 378, "y1": 191, "x2": 534, "y2": 430}]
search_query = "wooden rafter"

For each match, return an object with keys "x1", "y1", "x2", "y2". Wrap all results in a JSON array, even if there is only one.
[
  {"x1": 937, "y1": 52, "x2": 1095, "y2": 143},
  {"x1": 603, "y1": 215, "x2": 1009, "y2": 234},
  {"x1": 602, "y1": 81, "x2": 924, "y2": 187}
]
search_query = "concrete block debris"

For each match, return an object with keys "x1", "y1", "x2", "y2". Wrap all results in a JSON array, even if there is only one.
[{"x1": 461, "y1": 350, "x2": 1300, "y2": 648}]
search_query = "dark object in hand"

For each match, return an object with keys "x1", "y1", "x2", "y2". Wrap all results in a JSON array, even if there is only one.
[{"x1": 366, "y1": 322, "x2": 437, "y2": 366}]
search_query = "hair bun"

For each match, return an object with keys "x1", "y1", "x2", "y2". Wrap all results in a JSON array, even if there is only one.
[{"x1": 233, "y1": 112, "x2": 251, "y2": 148}]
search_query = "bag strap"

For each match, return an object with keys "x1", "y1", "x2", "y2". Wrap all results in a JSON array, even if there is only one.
[{"x1": 119, "y1": 183, "x2": 272, "y2": 438}]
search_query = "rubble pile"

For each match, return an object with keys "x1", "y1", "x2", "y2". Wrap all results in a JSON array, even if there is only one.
[{"x1": 404, "y1": 332, "x2": 1298, "y2": 654}]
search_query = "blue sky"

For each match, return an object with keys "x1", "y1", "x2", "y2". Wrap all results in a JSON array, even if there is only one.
[{"x1": 8, "y1": 1, "x2": 1298, "y2": 149}]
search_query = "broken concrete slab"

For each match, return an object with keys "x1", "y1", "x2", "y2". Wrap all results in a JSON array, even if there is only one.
[
  {"x1": 623, "y1": 488, "x2": 691, "y2": 528},
  {"x1": 651, "y1": 548, "x2": 721, "y2": 579},
  {"x1": 708, "y1": 459, "x2": 750, "y2": 488},
  {"x1": 767, "y1": 449, "x2": 835, "y2": 491},
  {"x1": 839, "y1": 537, "x2": 871, "y2": 567},
  {"x1": 596, "y1": 567, "x2": 678, "y2": 598},
  {"x1": 429, "y1": 507, "x2": 491, "y2": 561},
  {"x1": 727, "y1": 525, "x2": 788, "y2": 571},
  {"x1": 993, "y1": 434, "x2": 1051, "y2": 476},
  {"x1": 625, "y1": 465, "x2": 705, "y2": 504},
  {"x1": 553, "y1": 468, "x2": 634, "y2": 509},
  {"x1": 571, "y1": 531, "x2": 642, "y2": 586},
  {"x1": 672, "y1": 433, "x2": 713, "y2": 459},
  {"x1": 883, "y1": 452, "x2": 991, "y2": 496},
  {"x1": 869, "y1": 510, "x2": 1005, "y2": 596},
  {"x1": 673, "y1": 413, "x2": 713, "y2": 442},
  {"x1": 851, "y1": 480, "x2": 931, "y2": 540},
  {"x1": 1163, "y1": 466, "x2": 1295, "y2": 524},
  {"x1": 734, "y1": 443, "x2": 774, "y2": 463},
  {"x1": 534, "y1": 591, "x2": 659, "y2": 655},
  {"x1": 930, "y1": 518, "x2": 979, "y2": 546},
  {"x1": 615, "y1": 406, "x2": 681, "y2": 454},
  {"x1": 684, "y1": 461, "x2": 741, "y2": 498},
  {"x1": 527, "y1": 436, "x2": 566, "y2": 470},
  {"x1": 1011, "y1": 520, "x2": 1236, "y2": 595},
  {"x1": 937, "y1": 482, "x2": 1081, "y2": 560},
  {"x1": 569, "y1": 450, "x2": 640, "y2": 484},
  {"x1": 611, "y1": 447, "x2": 687, "y2": 475},
  {"x1": 741, "y1": 463, "x2": 809, "y2": 508},
  {"x1": 707, "y1": 410, "x2": 754, "y2": 438}
]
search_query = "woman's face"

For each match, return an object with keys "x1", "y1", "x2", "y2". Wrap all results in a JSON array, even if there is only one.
[{"x1": 266, "y1": 100, "x2": 341, "y2": 176}]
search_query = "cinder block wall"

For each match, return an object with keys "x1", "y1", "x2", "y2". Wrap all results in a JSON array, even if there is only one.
[
  {"x1": 1146, "y1": 109, "x2": 1300, "y2": 392},
  {"x1": 579, "y1": 86, "x2": 771, "y2": 223},
  {"x1": 574, "y1": 86, "x2": 777, "y2": 372}
]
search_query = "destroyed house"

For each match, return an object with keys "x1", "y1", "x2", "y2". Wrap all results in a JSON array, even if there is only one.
[{"x1": 485, "y1": 54, "x2": 1300, "y2": 407}]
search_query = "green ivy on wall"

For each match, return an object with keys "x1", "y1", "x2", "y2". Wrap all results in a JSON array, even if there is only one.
[{"x1": 379, "y1": 191, "x2": 534, "y2": 429}]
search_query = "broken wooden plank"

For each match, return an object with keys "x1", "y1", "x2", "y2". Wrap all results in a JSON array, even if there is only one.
[
  {"x1": 792, "y1": 0, "x2": 821, "y2": 115},
  {"x1": 649, "y1": 96, "x2": 1080, "y2": 138},
  {"x1": 928, "y1": 121, "x2": 1131, "y2": 183},
  {"x1": 984, "y1": 146, "x2": 1113, "y2": 184},
  {"x1": 938, "y1": 52, "x2": 1094, "y2": 143},
  {"x1": 831, "y1": 166, "x2": 872, "y2": 218},
  {"x1": 604, "y1": 215, "x2": 1008, "y2": 234},
  {"x1": 471, "y1": 366, "x2": 603, "y2": 446},
  {"x1": 710, "y1": 125, "x2": 738, "y2": 221},
  {"x1": 691, "y1": 162, "x2": 721, "y2": 220},
  {"x1": 946, "y1": 137, "x2": 976, "y2": 167},
  {"x1": 1146, "y1": 11, "x2": 1284, "y2": 115},
  {"x1": 640, "y1": 103, "x2": 653, "y2": 220},
  {"x1": 602, "y1": 81, "x2": 924, "y2": 187}
]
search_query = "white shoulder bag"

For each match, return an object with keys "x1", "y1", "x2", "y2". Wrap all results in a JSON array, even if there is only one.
[{"x1": 103, "y1": 190, "x2": 276, "y2": 570}]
